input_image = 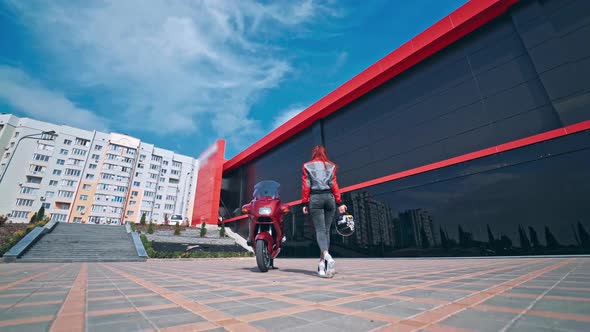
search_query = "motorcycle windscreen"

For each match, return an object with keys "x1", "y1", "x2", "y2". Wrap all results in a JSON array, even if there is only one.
[{"x1": 253, "y1": 180, "x2": 280, "y2": 200}]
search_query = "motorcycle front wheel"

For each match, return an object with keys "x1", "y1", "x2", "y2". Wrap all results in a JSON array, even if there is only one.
[{"x1": 255, "y1": 239, "x2": 270, "y2": 272}]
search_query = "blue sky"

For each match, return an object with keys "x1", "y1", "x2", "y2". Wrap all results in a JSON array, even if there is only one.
[{"x1": 0, "y1": 0, "x2": 467, "y2": 159}]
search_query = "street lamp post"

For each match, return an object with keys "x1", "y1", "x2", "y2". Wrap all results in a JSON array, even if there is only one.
[{"x1": 0, "y1": 130, "x2": 58, "y2": 184}]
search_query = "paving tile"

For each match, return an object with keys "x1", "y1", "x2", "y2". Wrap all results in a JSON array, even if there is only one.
[
  {"x1": 128, "y1": 295, "x2": 172, "y2": 307},
  {"x1": 483, "y1": 295, "x2": 535, "y2": 309},
  {"x1": 252, "y1": 315, "x2": 312, "y2": 331},
  {"x1": 150, "y1": 312, "x2": 205, "y2": 328},
  {"x1": 532, "y1": 299, "x2": 590, "y2": 316},
  {"x1": 320, "y1": 314, "x2": 388, "y2": 332},
  {"x1": 508, "y1": 315, "x2": 589, "y2": 332},
  {"x1": 441, "y1": 308, "x2": 518, "y2": 332},
  {"x1": 87, "y1": 298, "x2": 131, "y2": 312},
  {"x1": 292, "y1": 309, "x2": 344, "y2": 322},
  {"x1": 338, "y1": 297, "x2": 399, "y2": 310},
  {"x1": 0, "y1": 321, "x2": 52, "y2": 332},
  {"x1": 0, "y1": 303, "x2": 61, "y2": 320},
  {"x1": 223, "y1": 304, "x2": 267, "y2": 316}
]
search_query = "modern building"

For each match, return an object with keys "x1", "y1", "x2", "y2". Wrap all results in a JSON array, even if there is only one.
[
  {"x1": 192, "y1": 0, "x2": 590, "y2": 257},
  {"x1": 0, "y1": 114, "x2": 198, "y2": 225}
]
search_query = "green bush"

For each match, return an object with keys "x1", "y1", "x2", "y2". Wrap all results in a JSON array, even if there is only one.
[
  {"x1": 219, "y1": 222, "x2": 226, "y2": 237},
  {"x1": 174, "y1": 222, "x2": 181, "y2": 236},
  {"x1": 37, "y1": 206, "x2": 45, "y2": 221},
  {"x1": 129, "y1": 222, "x2": 137, "y2": 232},
  {"x1": 30, "y1": 212, "x2": 38, "y2": 224},
  {"x1": 200, "y1": 222, "x2": 207, "y2": 238},
  {"x1": 138, "y1": 232, "x2": 252, "y2": 259},
  {"x1": 0, "y1": 215, "x2": 7, "y2": 226},
  {"x1": 140, "y1": 213, "x2": 147, "y2": 225},
  {"x1": 147, "y1": 221, "x2": 154, "y2": 234}
]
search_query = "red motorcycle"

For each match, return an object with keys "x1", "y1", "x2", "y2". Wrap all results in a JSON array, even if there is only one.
[{"x1": 242, "y1": 180, "x2": 289, "y2": 272}]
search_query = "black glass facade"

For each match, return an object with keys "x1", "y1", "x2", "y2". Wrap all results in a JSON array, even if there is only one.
[{"x1": 223, "y1": 0, "x2": 590, "y2": 257}]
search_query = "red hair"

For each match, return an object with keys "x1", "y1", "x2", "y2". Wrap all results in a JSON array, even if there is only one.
[{"x1": 311, "y1": 145, "x2": 332, "y2": 168}]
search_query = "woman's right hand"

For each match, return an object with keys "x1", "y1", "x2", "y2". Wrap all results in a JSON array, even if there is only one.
[{"x1": 303, "y1": 206, "x2": 309, "y2": 215}]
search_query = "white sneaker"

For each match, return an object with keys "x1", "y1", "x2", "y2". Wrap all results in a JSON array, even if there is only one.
[
  {"x1": 317, "y1": 260, "x2": 327, "y2": 278},
  {"x1": 325, "y1": 254, "x2": 335, "y2": 277}
]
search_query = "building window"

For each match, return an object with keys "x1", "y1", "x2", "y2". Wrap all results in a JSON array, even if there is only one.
[
  {"x1": 56, "y1": 159, "x2": 65, "y2": 165},
  {"x1": 11, "y1": 210, "x2": 28, "y2": 219},
  {"x1": 14, "y1": 132, "x2": 20, "y2": 138},
  {"x1": 133, "y1": 181, "x2": 141, "y2": 187},
  {"x1": 76, "y1": 206, "x2": 85, "y2": 212},
  {"x1": 61, "y1": 179, "x2": 76, "y2": 187},
  {"x1": 129, "y1": 201, "x2": 137, "y2": 206},
  {"x1": 33, "y1": 152, "x2": 51, "y2": 161},
  {"x1": 156, "y1": 195, "x2": 162, "y2": 200},
  {"x1": 169, "y1": 178, "x2": 179, "y2": 184},
  {"x1": 94, "y1": 145, "x2": 102, "y2": 151},
  {"x1": 83, "y1": 184, "x2": 91, "y2": 190},
  {"x1": 165, "y1": 204, "x2": 174, "y2": 210},
  {"x1": 75, "y1": 138, "x2": 90, "y2": 146},
  {"x1": 53, "y1": 169, "x2": 62, "y2": 176},
  {"x1": 26, "y1": 176, "x2": 42, "y2": 184},
  {"x1": 126, "y1": 210, "x2": 134, "y2": 216},
  {"x1": 42, "y1": 203, "x2": 51, "y2": 209},
  {"x1": 63, "y1": 139, "x2": 72, "y2": 145},
  {"x1": 172, "y1": 161, "x2": 182, "y2": 168},
  {"x1": 45, "y1": 191, "x2": 55, "y2": 197},
  {"x1": 80, "y1": 195, "x2": 88, "y2": 201},
  {"x1": 20, "y1": 187, "x2": 38, "y2": 195},
  {"x1": 49, "y1": 180, "x2": 58, "y2": 186},
  {"x1": 131, "y1": 191, "x2": 138, "y2": 196},
  {"x1": 106, "y1": 153, "x2": 117, "y2": 160},
  {"x1": 60, "y1": 149, "x2": 69, "y2": 155},
  {"x1": 122, "y1": 157, "x2": 133, "y2": 164},
  {"x1": 72, "y1": 148, "x2": 87, "y2": 156},
  {"x1": 67, "y1": 158, "x2": 83, "y2": 166},
  {"x1": 4, "y1": 152, "x2": 11, "y2": 159},
  {"x1": 86, "y1": 174, "x2": 95, "y2": 180},
  {"x1": 51, "y1": 214, "x2": 67, "y2": 222},
  {"x1": 144, "y1": 191, "x2": 155, "y2": 197},
  {"x1": 65, "y1": 169, "x2": 82, "y2": 177},
  {"x1": 16, "y1": 198, "x2": 34, "y2": 207},
  {"x1": 150, "y1": 173, "x2": 158, "y2": 179},
  {"x1": 91, "y1": 154, "x2": 100, "y2": 160},
  {"x1": 58, "y1": 190, "x2": 74, "y2": 198},
  {"x1": 139, "y1": 155, "x2": 146, "y2": 162},
  {"x1": 73, "y1": 217, "x2": 82, "y2": 223},
  {"x1": 89, "y1": 164, "x2": 97, "y2": 169},
  {"x1": 30, "y1": 164, "x2": 46, "y2": 173},
  {"x1": 37, "y1": 143, "x2": 54, "y2": 151}
]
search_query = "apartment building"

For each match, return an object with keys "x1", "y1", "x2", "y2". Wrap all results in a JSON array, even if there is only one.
[{"x1": 0, "y1": 114, "x2": 198, "y2": 225}]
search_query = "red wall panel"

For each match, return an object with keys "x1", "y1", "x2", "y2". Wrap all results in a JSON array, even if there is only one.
[{"x1": 191, "y1": 140, "x2": 225, "y2": 226}]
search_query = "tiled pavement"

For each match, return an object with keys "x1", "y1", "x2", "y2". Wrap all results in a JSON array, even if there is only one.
[{"x1": 0, "y1": 257, "x2": 589, "y2": 331}]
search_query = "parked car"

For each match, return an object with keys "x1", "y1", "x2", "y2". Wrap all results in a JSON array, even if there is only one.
[{"x1": 169, "y1": 215, "x2": 183, "y2": 225}]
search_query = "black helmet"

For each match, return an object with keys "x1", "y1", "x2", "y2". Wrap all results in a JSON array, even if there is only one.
[{"x1": 336, "y1": 214, "x2": 355, "y2": 236}]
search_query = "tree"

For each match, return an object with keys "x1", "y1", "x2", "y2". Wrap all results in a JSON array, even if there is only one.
[
  {"x1": 140, "y1": 213, "x2": 147, "y2": 225},
  {"x1": 37, "y1": 206, "x2": 45, "y2": 221},
  {"x1": 174, "y1": 222, "x2": 181, "y2": 236},
  {"x1": 577, "y1": 222, "x2": 590, "y2": 249},
  {"x1": 147, "y1": 221, "x2": 154, "y2": 234},
  {"x1": 219, "y1": 222, "x2": 226, "y2": 238},
  {"x1": 544, "y1": 226, "x2": 560, "y2": 249},
  {"x1": 487, "y1": 224, "x2": 495, "y2": 244},
  {"x1": 528, "y1": 226, "x2": 541, "y2": 248},
  {"x1": 439, "y1": 227, "x2": 449, "y2": 249},
  {"x1": 30, "y1": 212, "x2": 38, "y2": 224},
  {"x1": 518, "y1": 225, "x2": 531, "y2": 250},
  {"x1": 420, "y1": 226, "x2": 430, "y2": 248},
  {"x1": 200, "y1": 222, "x2": 207, "y2": 238}
]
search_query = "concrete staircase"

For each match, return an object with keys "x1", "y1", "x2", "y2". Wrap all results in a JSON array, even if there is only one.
[{"x1": 18, "y1": 222, "x2": 145, "y2": 262}]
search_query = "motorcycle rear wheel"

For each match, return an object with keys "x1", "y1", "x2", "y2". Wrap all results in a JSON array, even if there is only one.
[{"x1": 256, "y1": 239, "x2": 270, "y2": 272}]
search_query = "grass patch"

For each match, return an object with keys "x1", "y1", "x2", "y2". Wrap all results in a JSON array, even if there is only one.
[{"x1": 0, "y1": 219, "x2": 49, "y2": 257}]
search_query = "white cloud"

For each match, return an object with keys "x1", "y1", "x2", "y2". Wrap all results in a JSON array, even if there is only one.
[
  {"x1": 273, "y1": 106, "x2": 305, "y2": 129},
  {"x1": 5, "y1": 0, "x2": 336, "y2": 152},
  {"x1": 0, "y1": 65, "x2": 109, "y2": 131}
]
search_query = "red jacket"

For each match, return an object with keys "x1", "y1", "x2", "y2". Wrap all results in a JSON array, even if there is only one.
[{"x1": 301, "y1": 159, "x2": 343, "y2": 205}]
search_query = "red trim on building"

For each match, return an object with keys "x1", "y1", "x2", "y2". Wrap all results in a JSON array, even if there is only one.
[
  {"x1": 223, "y1": 120, "x2": 590, "y2": 223},
  {"x1": 223, "y1": 0, "x2": 520, "y2": 173}
]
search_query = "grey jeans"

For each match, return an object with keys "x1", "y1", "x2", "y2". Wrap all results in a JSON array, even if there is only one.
[{"x1": 310, "y1": 193, "x2": 336, "y2": 253}]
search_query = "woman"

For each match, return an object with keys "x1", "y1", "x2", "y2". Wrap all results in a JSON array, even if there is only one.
[{"x1": 302, "y1": 145, "x2": 347, "y2": 277}]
